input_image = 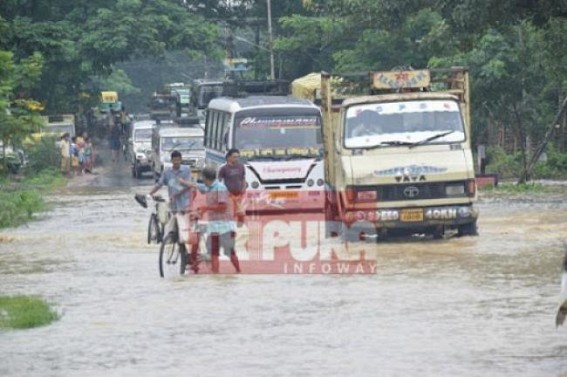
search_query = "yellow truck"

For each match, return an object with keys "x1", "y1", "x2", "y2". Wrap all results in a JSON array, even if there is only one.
[{"x1": 317, "y1": 67, "x2": 478, "y2": 240}]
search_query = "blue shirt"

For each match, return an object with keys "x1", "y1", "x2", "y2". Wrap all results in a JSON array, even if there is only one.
[
  {"x1": 197, "y1": 180, "x2": 235, "y2": 234},
  {"x1": 158, "y1": 165, "x2": 194, "y2": 212}
]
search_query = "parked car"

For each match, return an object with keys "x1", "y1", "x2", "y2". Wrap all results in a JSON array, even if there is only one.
[
  {"x1": 127, "y1": 120, "x2": 156, "y2": 178},
  {"x1": 0, "y1": 141, "x2": 26, "y2": 174},
  {"x1": 151, "y1": 126, "x2": 205, "y2": 180}
]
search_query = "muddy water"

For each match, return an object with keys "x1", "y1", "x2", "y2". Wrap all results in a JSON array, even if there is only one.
[{"x1": 1, "y1": 156, "x2": 567, "y2": 376}]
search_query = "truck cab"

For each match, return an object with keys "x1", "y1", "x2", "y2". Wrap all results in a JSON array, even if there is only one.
[{"x1": 321, "y1": 67, "x2": 478, "y2": 240}]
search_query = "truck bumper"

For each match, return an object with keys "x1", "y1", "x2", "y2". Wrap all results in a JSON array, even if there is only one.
[{"x1": 344, "y1": 204, "x2": 478, "y2": 230}]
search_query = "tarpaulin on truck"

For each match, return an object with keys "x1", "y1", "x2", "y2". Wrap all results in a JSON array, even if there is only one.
[{"x1": 291, "y1": 73, "x2": 321, "y2": 102}]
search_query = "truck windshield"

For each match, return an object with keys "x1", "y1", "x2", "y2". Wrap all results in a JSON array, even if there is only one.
[
  {"x1": 134, "y1": 129, "x2": 152, "y2": 142},
  {"x1": 344, "y1": 100, "x2": 465, "y2": 149},
  {"x1": 233, "y1": 113, "x2": 323, "y2": 160},
  {"x1": 161, "y1": 137, "x2": 204, "y2": 151}
]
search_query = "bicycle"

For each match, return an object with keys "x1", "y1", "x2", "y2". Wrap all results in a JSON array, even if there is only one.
[
  {"x1": 135, "y1": 193, "x2": 210, "y2": 278},
  {"x1": 134, "y1": 193, "x2": 168, "y2": 244},
  {"x1": 158, "y1": 209, "x2": 210, "y2": 278}
]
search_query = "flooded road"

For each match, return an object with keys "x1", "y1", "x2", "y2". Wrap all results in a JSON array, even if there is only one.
[{"x1": 1, "y1": 150, "x2": 567, "y2": 377}]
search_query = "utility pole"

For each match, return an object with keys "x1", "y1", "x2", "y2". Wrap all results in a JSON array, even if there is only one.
[{"x1": 266, "y1": 0, "x2": 275, "y2": 80}]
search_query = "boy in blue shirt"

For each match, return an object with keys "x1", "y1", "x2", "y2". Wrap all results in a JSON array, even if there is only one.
[{"x1": 197, "y1": 167, "x2": 241, "y2": 274}]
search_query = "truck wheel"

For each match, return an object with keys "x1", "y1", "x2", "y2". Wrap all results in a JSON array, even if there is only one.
[
  {"x1": 432, "y1": 226, "x2": 444, "y2": 239},
  {"x1": 457, "y1": 222, "x2": 478, "y2": 237}
]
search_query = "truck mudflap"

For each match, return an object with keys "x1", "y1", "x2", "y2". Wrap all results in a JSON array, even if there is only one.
[{"x1": 343, "y1": 204, "x2": 478, "y2": 229}]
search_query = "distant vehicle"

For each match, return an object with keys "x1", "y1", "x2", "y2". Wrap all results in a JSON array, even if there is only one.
[
  {"x1": 151, "y1": 126, "x2": 205, "y2": 180},
  {"x1": 40, "y1": 114, "x2": 76, "y2": 138},
  {"x1": 149, "y1": 90, "x2": 177, "y2": 122},
  {"x1": 99, "y1": 91, "x2": 122, "y2": 113},
  {"x1": 165, "y1": 82, "x2": 193, "y2": 117},
  {"x1": 26, "y1": 114, "x2": 76, "y2": 146},
  {"x1": 191, "y1": 79, "x2": 225, "y2": 126},
  {"x1": 0, "y1": 141, "x2": 26, "y2": 174},
  {"x1": 127, "y1": 120, "x2": 156, "y2": 178}
]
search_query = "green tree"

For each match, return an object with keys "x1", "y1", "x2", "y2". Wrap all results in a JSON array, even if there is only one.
[
  {"x1": 0, "y1": 49, "x2": 44, "y2": 172},
  {"x1": 0, "y1": 0, "x2": 221, "y2": 114}
]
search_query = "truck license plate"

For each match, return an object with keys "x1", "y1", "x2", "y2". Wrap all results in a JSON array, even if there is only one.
[{"x1": 400, "y1": 209, "x2": 423, "y2": 222}]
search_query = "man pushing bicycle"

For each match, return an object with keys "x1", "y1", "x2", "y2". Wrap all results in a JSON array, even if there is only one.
[{"x1": 148, "y1": 150, "x2": 199, "y2": 271}]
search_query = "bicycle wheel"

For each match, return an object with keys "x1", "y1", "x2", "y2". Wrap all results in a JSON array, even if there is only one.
[
  {"x1": 159, "y1": 233, "x2": 187, "y2": 278},
  {"x1": 147, "y1": 214, "x2": 160, "y2": 244}
]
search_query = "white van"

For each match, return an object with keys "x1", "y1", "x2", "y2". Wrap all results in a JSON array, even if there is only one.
[
  {"x1": 127, "y1": 120, "x2": 156, "y2": 178},
  {"x1": 151, "y1": 126, "x2": 205, "y2": 180}
]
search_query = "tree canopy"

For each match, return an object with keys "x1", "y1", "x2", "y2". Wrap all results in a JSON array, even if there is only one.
[{"x1": 0, "y1": 0, "x2": 565, "y2": 156}]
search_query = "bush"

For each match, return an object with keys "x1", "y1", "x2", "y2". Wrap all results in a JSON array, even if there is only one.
[
  {"x1": 23, "y1": 135, "x2": 60, "y2": 173},
  {"x1": 0, "y1": 168, "x2": 62, "y2": 229},
  {"x1": 485, "y1": 144, "x2": 567, "y2": 180},
  {"x1": 0, "y1": 190, "x2": 45, "y2": 228},
  {"x1": 485, "y1": 146, "x2": 524, "y2": 179}
]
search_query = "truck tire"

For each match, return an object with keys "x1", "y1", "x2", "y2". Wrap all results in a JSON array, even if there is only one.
[{"x1": 457, "y1": 221, "x2": 478, "y2": 237}]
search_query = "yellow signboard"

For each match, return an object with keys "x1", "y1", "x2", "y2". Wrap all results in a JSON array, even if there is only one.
[
  {"x1": 372, "y1": 70, "x2": 430, "y2": 90},
  {"x1": 100, "y1": 91, "x2": 118, "y2": 103}
]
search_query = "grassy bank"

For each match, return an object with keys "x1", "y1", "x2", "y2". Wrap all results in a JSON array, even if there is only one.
[
  {"x1": 0, "y1": 135, "x2": 66, "y2": 229},
  {"x1": 0, "y1": 295, "x2": 59, "y2": 329},
  {"x1": 0, "y1": 169, "x2": 65, "y2": 229}
]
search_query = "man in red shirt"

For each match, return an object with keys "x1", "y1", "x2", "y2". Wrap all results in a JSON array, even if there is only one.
[{"x1": 218, "y1": 148, "x2": 246, "y2": 227}]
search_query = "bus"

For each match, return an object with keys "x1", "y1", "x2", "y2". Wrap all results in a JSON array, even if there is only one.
[{"x1": 204, "y1": 96, "x2": 325, "y2": 213}]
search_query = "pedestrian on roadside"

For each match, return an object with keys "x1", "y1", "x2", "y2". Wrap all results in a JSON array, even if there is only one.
[
  {"x1": 83, "y1": 136, "x2": 94, "y2": 173},
  {"x1": 109, "y1": 122, "x2": 122, "y2": 163},
  {"x1": 218, "y1": 148, "x2": 246, "y2": 227},
  {"x1": 70, "y1": 136, "x2": 81, "y2": 175},
  {"x1": 60, "y1": 133, "x2": 71, "y2": 176}
]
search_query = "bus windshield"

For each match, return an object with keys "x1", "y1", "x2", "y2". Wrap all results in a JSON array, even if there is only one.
[{"x1": 233, "y1": 113, "x2": 322, "y2": 159}]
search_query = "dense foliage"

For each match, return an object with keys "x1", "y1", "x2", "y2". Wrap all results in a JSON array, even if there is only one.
[{"x1": 0, "y1": 0, "x2": 566, "y2": 177}]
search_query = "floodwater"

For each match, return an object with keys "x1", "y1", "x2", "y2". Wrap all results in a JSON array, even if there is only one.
[{"x1": 1, "y1": 150, "x2": 567, "y2": 377}]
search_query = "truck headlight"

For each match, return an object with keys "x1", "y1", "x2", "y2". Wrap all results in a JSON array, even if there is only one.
[{"x1": 445, "y1": 184, "x2": 465, "y2": 196}]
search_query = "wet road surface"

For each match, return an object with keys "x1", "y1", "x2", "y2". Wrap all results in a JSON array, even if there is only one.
[{"x1": 1, "y1": 148, "x2": 567, "y2": 376}]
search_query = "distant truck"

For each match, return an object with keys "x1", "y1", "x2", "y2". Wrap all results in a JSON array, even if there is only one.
[
  {"x1": 149, "y1": 89, "x2": 177, "y2": 122},
  {"x1": 99, "y1": 91, "x2": 122, "y2": 113},
  {"x1": 40, "y1": 114, "x2": 76, "y2": 138},
  {"x1": 164, "y1": 82, "x2": 192, "y2": 117},
  {"x1": 317, "y1": 67, "x2": 478, "y2": 241}
]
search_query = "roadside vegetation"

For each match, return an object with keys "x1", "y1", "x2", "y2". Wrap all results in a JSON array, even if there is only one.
[
  {"x1": 0, "y1": 136, "x2": 64, "y2": 229},
  {"x1": 0, "y1": 295, "x2": 59, "y2": 329},
  {"x1": 484, "y1": 145, "x2": 567, "y2": 181}
]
